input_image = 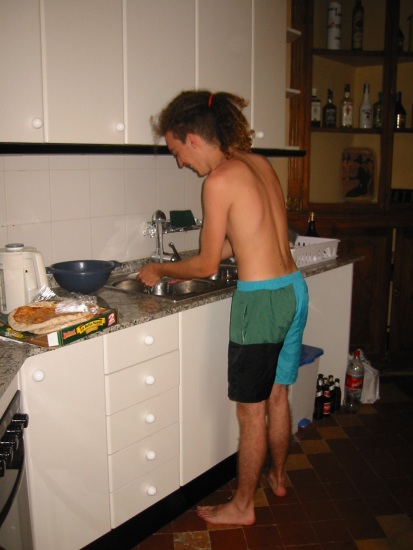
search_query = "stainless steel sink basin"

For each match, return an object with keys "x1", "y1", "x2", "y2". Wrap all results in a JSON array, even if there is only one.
[{"x1": 108, "y1": 264, "x2": 237, "y2": 301}]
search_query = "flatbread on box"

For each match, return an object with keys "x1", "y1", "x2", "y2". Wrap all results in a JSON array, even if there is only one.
[{"x1": 8, "y1": 301, "x2": 94, "y2": 335}]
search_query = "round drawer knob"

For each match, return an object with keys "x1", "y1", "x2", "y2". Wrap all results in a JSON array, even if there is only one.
[
  {"x1": 256, "y1": 131, "x2": 264, "y2": 139},
  {"x1": 144, "y1": 335, "x2": 154, "y2": 346},
  {"x1": 145, "y1": 413, "x2": 155, "y2": 424},
  {"x1": 32, "y1": 118, "x2": 43, "y2": 129},
  {"x1": 146, "y1": 450, "x2": 156, "y2": 461},
  {"x1": 147, "y1": 486, "x2": 157, "y2": 496},
  {"x1": 32, "y1": 370, "x2": 45, "y2": 382},
  {"x1": 145, "y1": 375, "x2": 155, "y2": 386},
  {"x1": 116, "y1": 122, "x2": 125, "y2": 132}
]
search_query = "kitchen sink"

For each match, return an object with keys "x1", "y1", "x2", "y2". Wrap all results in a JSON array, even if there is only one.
[{"x1": 108, "y1": 263, "x2": 237, "y2": 301}]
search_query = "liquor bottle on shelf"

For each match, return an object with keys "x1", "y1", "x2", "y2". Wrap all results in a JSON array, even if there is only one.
[
  {"x1": 398, "y1": 27, "x2": 404, "y2": 52},
  {"x1": 359, "y1": 84, "x2": 373, "y2": 129},
  {"x1": 373, "y1": 92, "x2": 383, "y2": 129},
  {"x1": 395, "y1": 92, "x2": 406, "y2": 129},
  {"x1": 306, "y1": 212, "x2": 319, "y2": 237},
  {"x1": 340, "y1": 84, "x2": 353, "y2": 128},
  {"x1": 351, "y1": 0, "x2": 364, "y2": 50},
  {"x1": 322, "y1": 89, "x2": 337, "y2": 128},
  {"x1": 311, "y1": 89, "x2": 321, "y2": 127},
  {"x1": 327, "y1": 1, "x2": 342, "y2": 50}
]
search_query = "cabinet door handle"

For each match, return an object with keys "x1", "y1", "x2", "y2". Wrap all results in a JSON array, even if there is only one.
[
  {"x1": 146, "y1": 486, "x2": 157, "y2": 496},
  {"x1": 32, "y1": 118, "x2": 43, "y2": 129},
  {"x1": 32, "y1": 370, "x2": 45, "y2": 382},
  {"x1": 115, "y1": 122, "x2": 125, "y2": 132},
  {"x1": 145, "y1": 413, "x2": 155, "y2": 424},
  {"x1": 145, "y1": 375, "x2": 155, "y2": 386},
  {"x1": 146, "y1": 450, "x2": 156, "y2": 461},
  {"x1": 256, "y1": 131, "x2": 264, "y2": 139},
  {"x1": 144, "y1": 335, "x2": 154, "y2": 346}
]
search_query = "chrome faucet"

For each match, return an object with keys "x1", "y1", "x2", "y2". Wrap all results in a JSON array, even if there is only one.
[{"x1": 150, "y1": 210, "x2": 181, "y2": 263}]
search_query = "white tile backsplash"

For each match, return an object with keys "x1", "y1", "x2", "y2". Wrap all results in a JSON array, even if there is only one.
[{"x1": 0, "y1": 153, "x2": 203, "y2": 266}]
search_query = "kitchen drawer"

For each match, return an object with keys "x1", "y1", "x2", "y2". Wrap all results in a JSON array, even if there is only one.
[
  {"x1": 106, "y1": 387, "x2": 178, "y2": 454},
  {"x1": 108, "y1": 422, "x2": 179, "y2": 492},
  {"x1": 103, "y1": 314, "x2": 178, "y2": 375},
  {"x1": 105, "y1": 350, "x2": 179, "y2": 415},
  {"x1": 110, "y1": 456, "x2": 180, "y2": 528}
]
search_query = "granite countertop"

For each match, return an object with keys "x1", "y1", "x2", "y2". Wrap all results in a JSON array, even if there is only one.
[{"x1": 0, "y1": 253, "x2": 361, "y2": 399}]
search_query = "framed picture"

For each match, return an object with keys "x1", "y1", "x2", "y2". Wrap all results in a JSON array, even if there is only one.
[{"x1": 342, "y1": 148, "x2": 376, "y2": 201}]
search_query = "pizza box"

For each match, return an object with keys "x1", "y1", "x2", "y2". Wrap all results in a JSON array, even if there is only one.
[{"x1": 0, "y1": 308, "x2": 118, "y2": 348}]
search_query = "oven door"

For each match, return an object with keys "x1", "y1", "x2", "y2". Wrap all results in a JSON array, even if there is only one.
[{"x1": 0, "y1": 390, "x2": 33, "y2": 550}]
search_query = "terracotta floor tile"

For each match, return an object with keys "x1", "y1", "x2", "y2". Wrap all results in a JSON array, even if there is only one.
[
  {"x1": 173, "y1": 531, "x2": 210, "y2": 550},
  {"x1": 285, "y1": 453, "x2": 313, "y2": 470},
  {"x1": 209, "y1": 528, "x2": 247, "y2": 550},
  {"x1": 278, "y1": 521, "x2": 318, "y2": 546},
  {"x1": 134, "y1": 378, "x2": 413, "y2": 550},
  {"x1": 243, "y1": 524, "x2": 283, "y2": 548},
  {"x1": 300, "y1": 439, "x2": 332, "y2": 454}
]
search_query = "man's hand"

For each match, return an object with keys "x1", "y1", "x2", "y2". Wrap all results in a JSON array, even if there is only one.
[{"x1": 137, "y1": 262, "x2": 163, "y2": 286}]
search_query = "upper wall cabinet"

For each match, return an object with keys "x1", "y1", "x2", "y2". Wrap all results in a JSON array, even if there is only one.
[
  {"x1": 0, "y1": 0, "x2": 44, "y2": 142},
  {"x1": 42, "y1": 0, "x2": 124, "y2": 144},
  {"x1": 197, "y1": 0, "x2": 287, "y2": 149},
  {"x1": 125, "y1": 0, "x2": 196, "y2": 145},
  {"x1": 0, "y1": 0, "x2": 287, "y2": 148}
]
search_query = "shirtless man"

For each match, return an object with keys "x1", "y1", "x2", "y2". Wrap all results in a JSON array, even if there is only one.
[{"x1": 138, "y1": 90, "x2": 308, "y2": 526}]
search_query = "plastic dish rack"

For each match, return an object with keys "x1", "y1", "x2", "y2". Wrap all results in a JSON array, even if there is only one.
[{"x1": 291, "y1": 237, "x2": 339, "y2": 267}]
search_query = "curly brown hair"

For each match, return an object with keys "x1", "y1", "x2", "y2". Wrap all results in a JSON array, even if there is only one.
[{"x1": 151, "y1": 90, "x2": 254, "y2": 156}]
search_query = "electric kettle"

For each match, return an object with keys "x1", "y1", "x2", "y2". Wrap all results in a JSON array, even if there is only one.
[{"x1": 0, "y1": 243, "x2": 48, "y2": 314}]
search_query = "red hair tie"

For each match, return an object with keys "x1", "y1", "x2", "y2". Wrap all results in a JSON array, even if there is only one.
[{"x1": 208, "y1": 93, "x2": 214, "y2": 108}]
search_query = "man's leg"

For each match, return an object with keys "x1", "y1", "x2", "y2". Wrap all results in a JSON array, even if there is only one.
[
  {"x1": 197, "y1": 399, "x2": 267, "y2": 525},
  {"x1": 267, "y1": 383, "x2": 290, "y2": 497}
]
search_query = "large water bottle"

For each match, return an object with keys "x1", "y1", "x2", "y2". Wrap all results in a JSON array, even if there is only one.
[{"x1": 344, "y1": 349, "x2": 364, "y2": 413}]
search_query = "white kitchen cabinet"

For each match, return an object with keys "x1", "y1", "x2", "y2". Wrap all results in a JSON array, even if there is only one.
[
  {"x1": 41, "y1": 0, "x2": 124, "y2": 143},
  {"x1": 125, "y1": 0, "x2": 196, "y2": 144},
  {"x1": 0, "y1": 0, "x2": 44, "y2": 142},
  {"x1": 303, "y1": 263, "x2": 354, "y2": 382},
  {"x1": 19, "y1": 338, "x2": 110, "y2": 550},
  {"x1": 179, "y1": 298, "x2": 239, "y2": 485},
  {"x1": 197, "y1": 0, "x2": 287, "y2": 149},
  {"x1": 103, "y1": 314, "x2": 180, "y2": 527}
]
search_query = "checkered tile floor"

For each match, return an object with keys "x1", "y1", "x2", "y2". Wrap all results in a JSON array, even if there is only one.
[{"x1": 134, "y1": 377, "x2": 413, "y2": 549}]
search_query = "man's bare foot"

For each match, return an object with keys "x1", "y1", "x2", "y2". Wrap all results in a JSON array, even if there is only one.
[
  {"x1": 267, "y1": 471, "x2": 287, "y2": 497},
  {"x1": 197, "y1": 501, "x2": 255, "y2": 526}
]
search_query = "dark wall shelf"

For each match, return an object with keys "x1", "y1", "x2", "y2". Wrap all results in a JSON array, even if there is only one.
[{"x1": 0, "y1": 142, "x2": 306, "y2": 158}]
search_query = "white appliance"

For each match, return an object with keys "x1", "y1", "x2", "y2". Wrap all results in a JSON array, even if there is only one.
[{"x1": 0, "y1": 244, "x2": 48, "y2": 314}]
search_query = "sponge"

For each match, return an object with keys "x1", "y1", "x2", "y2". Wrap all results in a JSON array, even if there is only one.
[{"x1": 169, "y1": 210, "x2": 196, "y2": 227}]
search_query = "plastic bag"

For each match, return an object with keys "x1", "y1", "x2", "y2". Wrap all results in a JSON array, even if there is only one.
[
  {"x1": 31, "y1": 285, "x2": 99, "y2": 314},
  {"x1": 351, "y1": 349, "x2": 380, "y2": 404}
]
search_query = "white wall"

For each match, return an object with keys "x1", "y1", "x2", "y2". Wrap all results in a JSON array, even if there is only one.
[
  {"x1": 0, "y1": 154, "x2": 203, "y2": 267},
  {"x1": 0, "y1": 154, "x2": 289, "y2": 267}
]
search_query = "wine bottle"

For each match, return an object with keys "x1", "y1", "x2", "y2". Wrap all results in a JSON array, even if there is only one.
[
  {"x1": 306, "y1": 212, "x2": 319, "y2": 237},
  {"x1": 373, "y1": 92, "x2": 383, "y2": 129},
  {"x1": 359, "y1": 84, "x2": 373, "y2": 129},
  {"x1": 322, "y1": 89, "x2": 337, "y2": 128},
  {"x1": 340, "y1": 84, "x2": 353, "y2": 128},
  {"x1": 395, "y1": 92, "x2": 406, "y2": 129},
  {"x1": 351, "y1": 0, "x2": 364, "y2": 50},
  {"x1": 327, "y1": 1, "x2": 342, "y2": 50},
  {"x1": 311, "y1": 88, "x2": 321, "y2": 127}
]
